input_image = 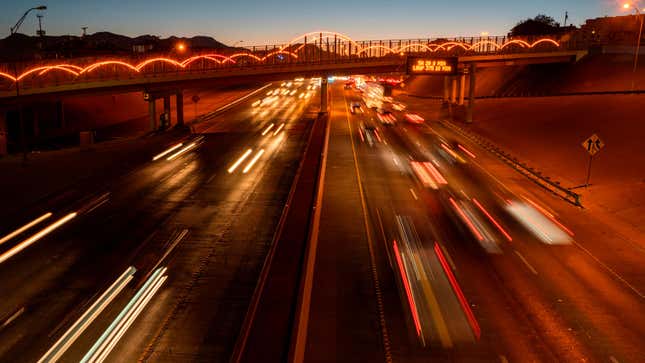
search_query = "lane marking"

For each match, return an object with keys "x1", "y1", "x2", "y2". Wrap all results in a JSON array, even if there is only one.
[
  {"x1": 514, "y1": 250, "x2": 538, "y2": 275},
  {"x1": 409, "y1": 188, "x2": 418, "y2": 200},
  {"x1": 149, "y1": 229, "x2": 189, "y2": 276},
  {"x1": 571, "y1": 240, "x2": 644, "y2": 300},
  {"x1": 342, "y1": 92, "x2": 393, "y2": 363}
]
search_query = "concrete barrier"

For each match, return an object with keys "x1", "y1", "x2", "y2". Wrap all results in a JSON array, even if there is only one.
[
  {"x1": 0, "y1": 131, "x2": 6, "y2": 156},
  {"x1": 79, "y1": 131, "x2": 94, "y2": 149},
  {"x1": 231, "y1": 112, "x2": 328, "y2": 363}
]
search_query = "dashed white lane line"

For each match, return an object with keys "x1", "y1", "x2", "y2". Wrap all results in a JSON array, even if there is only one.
[
  {"x1": 514, "y1": 250, "x2": 538, "y2": 275},
  {"x1": 1, "y1": 307, "x2": 24, "y2": 329}
]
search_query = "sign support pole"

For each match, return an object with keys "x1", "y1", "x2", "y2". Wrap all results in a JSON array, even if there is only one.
[{"x1": 585, "y1": 154, "x2": 593, "y2": 188}]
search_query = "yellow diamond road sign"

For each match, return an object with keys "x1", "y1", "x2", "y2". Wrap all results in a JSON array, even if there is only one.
[{"x1": 582, "y1": 133, "x2": 604, "y2": 156}]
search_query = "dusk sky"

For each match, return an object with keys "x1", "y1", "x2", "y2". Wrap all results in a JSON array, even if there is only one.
[{"x1": 0, "y1": 0, "x2": 630, "y2": 45}]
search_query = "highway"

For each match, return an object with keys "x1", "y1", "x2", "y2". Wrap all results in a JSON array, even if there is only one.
[
  {"x1": 0, "y1": 80, "x2": 319, "y2": 362},
  {"x1": 0, "y1": 78, "x2": 643, "y2": 363},
  {"x1": 303, "y1": 82, "x2": 644, "y2": 362}
]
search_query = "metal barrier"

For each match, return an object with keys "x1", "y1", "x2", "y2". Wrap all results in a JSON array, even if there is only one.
[{"x1": 440, "y1": 119, "x2": 582, "y2": 207}]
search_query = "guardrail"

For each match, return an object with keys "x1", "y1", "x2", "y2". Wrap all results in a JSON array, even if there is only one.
[{"x1": 440, "y1": 119, "x2": 582, "y2": 207}]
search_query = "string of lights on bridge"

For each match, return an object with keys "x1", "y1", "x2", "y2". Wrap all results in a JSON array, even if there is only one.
[{"x1": 0, "y1": 31, "x2": 561, "y2": 85}]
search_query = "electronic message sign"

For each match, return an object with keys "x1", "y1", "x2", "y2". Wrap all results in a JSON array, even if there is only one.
[{"x1": 407, "y1": 57, "x2": 458, "y2": 75}]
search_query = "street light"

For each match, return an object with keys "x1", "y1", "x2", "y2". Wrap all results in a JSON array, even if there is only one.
[
  {"x1": 623, "y1": 2, "x2": 644, "y2": 90},
  {"x1": 10, "y1": 5, "x2": 47, "y2": 35}
]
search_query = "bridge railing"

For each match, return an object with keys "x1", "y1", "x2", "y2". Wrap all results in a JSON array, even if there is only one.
[{"x1": 0, "y1": 33, "x2": 582, "y2": 94}]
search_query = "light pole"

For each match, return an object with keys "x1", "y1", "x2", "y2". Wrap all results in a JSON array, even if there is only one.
[
  {"x1": 10, "y1": 5, "x2": 47, "y2": 35},
  {"x1": 623, "y1": 3, "x2": 644, "y2": 90},
  {"x1": 10, "y1": 5, "x2": 46, "y2": 161}
]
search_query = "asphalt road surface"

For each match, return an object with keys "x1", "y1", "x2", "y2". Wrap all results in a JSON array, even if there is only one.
[
  {"x1": 0, "y1": 81, "x2": 319, "y2": 362},
  {"x1": 303, "y1": 83, "x2": 644, "y2": 363}
]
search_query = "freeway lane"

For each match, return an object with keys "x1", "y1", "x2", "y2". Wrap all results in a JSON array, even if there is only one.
[
  {"x1": 305, "y1": 83, "x2": 644, "y2": 362},
  {"x1": 0, "y1": 80, "x2": 319, "y2": 362}
]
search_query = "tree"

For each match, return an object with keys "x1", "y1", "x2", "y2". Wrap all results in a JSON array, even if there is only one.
[{"x1": 510, "y1": 14, "x2": 561, "y2": 37}]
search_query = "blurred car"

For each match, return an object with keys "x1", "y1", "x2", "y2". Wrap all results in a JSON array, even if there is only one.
[
  {"x1": 344, "y1": 81, "x2": 353, "y2": 89},
  {"x1": 505, "y1": 200, "x2": 572, "y2": 244},
  {"x1": 350, "y1": 101, "x2": 363, "y2": 114},
  {"x1": 359, "y1": 122, "x2": 379, "y2": 146},
  {"x1": 391, "y1": 215, "x2": 478, "y2": 346},
  {"x1": 392, "y1": 101, "x2": 407, "y2": 111},
  {"x1": 377, "y1": 112, "x2": 396, "y2": 125},
  {"x1": 439, "y1": 190, "x2": 502, "y2": 254},
  {"x1": 409, "y1": 160, "x2": 447, "y2": 190}
]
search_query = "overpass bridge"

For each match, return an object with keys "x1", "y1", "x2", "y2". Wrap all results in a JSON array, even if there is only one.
[{"x1": 0, "y1": 31, "x2": 587, "y2": 152}]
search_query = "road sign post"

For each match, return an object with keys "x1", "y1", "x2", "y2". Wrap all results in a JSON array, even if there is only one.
[{"x1": 581, "y1": 133, "x2": 605, "y2": 188}]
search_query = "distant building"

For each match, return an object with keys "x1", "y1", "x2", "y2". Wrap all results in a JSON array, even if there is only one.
[
  {"x1": 132, "y1": 35, "x2": 159, "y2": 53},
  {"x1": 577, "y1": 15, "x2": 643, "y2": 45},
  {"x1": 132, "y1": 43, "x2": 154, "y2": 53}
]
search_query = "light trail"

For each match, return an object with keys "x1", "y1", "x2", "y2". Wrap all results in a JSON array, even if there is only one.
[
  {"x1": 0, "y1": 213, "x2": 77, "y2": 264},
  {"x1": 261, "y1": 123, "x2": 275, "y2": 136},
  {"x1": 457, "y1": 144, "x2": 476, "y2": 158},
  {"x1": 38, "y1": 267, "x2": 136, "y2": 363},
  {"x1": 472, "y1": 198, "x2": 513, "y2": 241},
  {"x1": 449, "y1": 198, "x2": 484, "y2": 241},
  {"x1": 0, "y1": 213, "x2": 52, "y2": 246},
  {"x1": 434, "y1": 243, "x2": 481, "y2": 340},
  {"x1": 228, "y1": 149, "x2": 253, "y2": 173},
  {"x1": 273, "y1": 123, "x2": 285, "y2": 136},
  {"x1": 393, "y1": 240, "x2": 422, "y2": 337},
  {"x1": 523, "y1": 196, "x2": 574, "y2": 236},
  {"x1": 82, "y1": 267, "x2": 167, "y2": 363},
  {"x1": 152, "y1": 143, "x2": 183, "y2": 161},
  {"x1": 166, "y1": 142, "x2": 197, "y2": 161},
  {"x1": 242, "y1": 149, "x2": 265, "y2": 174}
]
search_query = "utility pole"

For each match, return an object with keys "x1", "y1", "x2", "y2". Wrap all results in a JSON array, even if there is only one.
[{"x1": 563, "y1": 11, "x2": 569, "y2": 27}]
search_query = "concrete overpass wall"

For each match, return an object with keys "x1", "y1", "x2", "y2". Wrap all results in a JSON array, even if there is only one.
[
  {"x1": 397, "y1": 53, "x2": 645, "y2": 99},
  {"x1": 0, "y1": 83, "x2": 260, "y2": 153}
]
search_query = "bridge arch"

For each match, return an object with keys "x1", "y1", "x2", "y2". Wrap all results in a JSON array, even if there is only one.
[{"x1": 80, "y1": 61, "x2": 139, "y2": 74}]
